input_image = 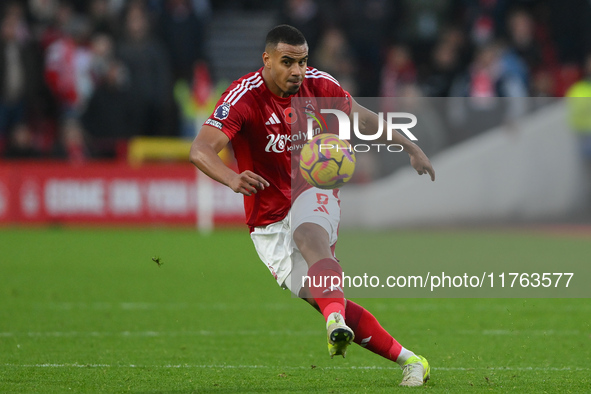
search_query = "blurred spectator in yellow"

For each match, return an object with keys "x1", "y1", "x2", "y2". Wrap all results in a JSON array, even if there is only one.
[
  {"x1": 566, "y1": 53, "x2": 591, "y2": 212},
  {"x1": 173, "y1": 60, "x2": 219, "y2": 138},
  {"x1": 566, "y1": 54, "x2": 591, "y2": 164}
]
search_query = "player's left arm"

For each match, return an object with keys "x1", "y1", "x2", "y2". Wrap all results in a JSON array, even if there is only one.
[{"x1": 350, "y1": 98, "x2": 435, "y2": 181}]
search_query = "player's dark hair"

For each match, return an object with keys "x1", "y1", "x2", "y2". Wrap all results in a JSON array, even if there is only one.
[{"x1": 265, "y1": 24, "x2": 307, "y2": 50}]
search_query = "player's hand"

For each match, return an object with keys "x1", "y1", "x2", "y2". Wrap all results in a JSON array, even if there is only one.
[
  {"x1": 228, "y1": 170, "x2": 270, "y2": 196},
  {"x1": 409, "y1": 148, "x2": 435, "y2": 181}
]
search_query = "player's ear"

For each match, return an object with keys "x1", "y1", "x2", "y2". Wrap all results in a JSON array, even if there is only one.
[{"x1": 262, "y1": 51, "x2": 271, "y2": 68}]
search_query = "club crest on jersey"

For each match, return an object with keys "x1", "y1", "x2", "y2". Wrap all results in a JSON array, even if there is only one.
[
  {"x1": 214, "y1": 102, "x2": 231, "y2": 120},
  {"x1": 303, "y1": 99, "x2": 315, "y2": 114}
]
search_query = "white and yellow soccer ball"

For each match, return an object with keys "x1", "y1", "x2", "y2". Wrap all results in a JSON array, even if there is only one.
[{"x1": 299, "y1": 133, "x2": 356, "y2": 189}]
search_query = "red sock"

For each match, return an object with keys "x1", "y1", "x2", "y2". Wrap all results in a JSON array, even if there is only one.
[
  {"x1": 345, "y1": 300, "x2": 402, "y2": 362},
  {"x1": 307, "y1": 258, "x2": 346, "y2": 321}
]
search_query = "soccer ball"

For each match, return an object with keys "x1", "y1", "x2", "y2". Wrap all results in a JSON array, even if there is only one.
[{"x1": 299, "y1": 133, "x2": 356, "y2": 189}]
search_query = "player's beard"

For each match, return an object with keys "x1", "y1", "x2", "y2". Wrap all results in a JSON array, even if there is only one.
[
  {"x1": 286, "y1": 85, "x2": 300, "y2": 95},
  {"x1": 286, "y1": 82, "x2": 302, "y2": 95}
]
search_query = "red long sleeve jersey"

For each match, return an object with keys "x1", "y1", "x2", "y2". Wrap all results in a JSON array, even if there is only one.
[{"x1": 204, "y1": 66, "x2": 351, "y2": 231}]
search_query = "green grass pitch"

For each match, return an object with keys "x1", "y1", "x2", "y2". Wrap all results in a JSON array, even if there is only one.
[{"x1": 1, "y1": 227, "x2": 589, "y2": 392}]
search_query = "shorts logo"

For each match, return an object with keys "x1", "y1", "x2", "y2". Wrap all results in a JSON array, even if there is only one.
[
  {"x1": 316, "y1": 193, "x2": 328, "y2": 204},
  {"x1": 214, "y1": 102, "x2": 231, "y2": 120},
  {"x1": 314, "y1": 206, "x2": 329, "y2": 214},
  {"x1": 314, "y1": 193, "x2": 329, "y2": 214}
]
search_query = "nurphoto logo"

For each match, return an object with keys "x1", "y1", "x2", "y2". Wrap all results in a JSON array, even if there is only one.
[{"x1": 306, "y1": 109, "x2": 418, "y2": 153}]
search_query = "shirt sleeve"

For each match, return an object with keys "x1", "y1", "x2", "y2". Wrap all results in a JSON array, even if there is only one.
[
  {"x1": 339, "y1": 89, "x2": 353, "y2": 116},
  {"x1": 203, "y1": 87, "x2": 248, "y2": 140},
  {"x1": 314, "y1": 70, "x2": 353, "y2": 116}
]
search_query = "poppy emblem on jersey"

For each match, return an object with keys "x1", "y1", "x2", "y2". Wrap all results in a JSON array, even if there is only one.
[
  {"x1": 214, "y1": 102, "x2": 231, "y2": 120},
  {"x1": 284, "y1": 107, "x2": 297, "y2": 124}
]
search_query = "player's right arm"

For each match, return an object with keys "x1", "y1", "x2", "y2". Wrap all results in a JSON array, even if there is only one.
[{"x1": 189, "y1": 125, "x2": 269, "y2": 196}]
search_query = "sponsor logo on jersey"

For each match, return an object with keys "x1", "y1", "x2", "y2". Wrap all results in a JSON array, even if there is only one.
[
  {"x1": 265, "y1": 134, "x2": 288, "y2": 153},
  {"x1": 214, "y1": 102, "x2": 231, "y2": 120},
  {"x1": 205, "y1": 118, "x2": 223, "y2": 130},
  {"x1": 264, "y1": 129, "x2": 322, "y2": 153}
]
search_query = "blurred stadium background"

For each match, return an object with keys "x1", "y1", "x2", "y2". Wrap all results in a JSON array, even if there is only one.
[
  {"x1": 1, "y1": 0, "x2": 591, "y2": 227},
  {"x1": 2, "y1": 2, "x2": 591, "y2": 391}
]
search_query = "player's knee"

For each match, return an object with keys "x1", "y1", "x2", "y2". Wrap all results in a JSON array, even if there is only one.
[
  {"x1": 292, "y1": 226, "x2": 307, "y2": 248},
  {"x1": 293, "y1": 223, "x2": 329, "y2": 251}
]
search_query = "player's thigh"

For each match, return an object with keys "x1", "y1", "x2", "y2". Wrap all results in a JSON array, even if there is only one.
[{"x1": 290, "y1": 187, "x2": 340, "y2": 248}]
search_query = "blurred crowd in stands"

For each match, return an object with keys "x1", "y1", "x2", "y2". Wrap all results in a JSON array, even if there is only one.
[{"x1": 1, "y1": 0, "x2": 591, "y2": 163}]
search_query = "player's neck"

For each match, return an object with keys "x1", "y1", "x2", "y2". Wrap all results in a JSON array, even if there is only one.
[{"x1": 262, "y1": 68, "x2": 291, "y2": 99}]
